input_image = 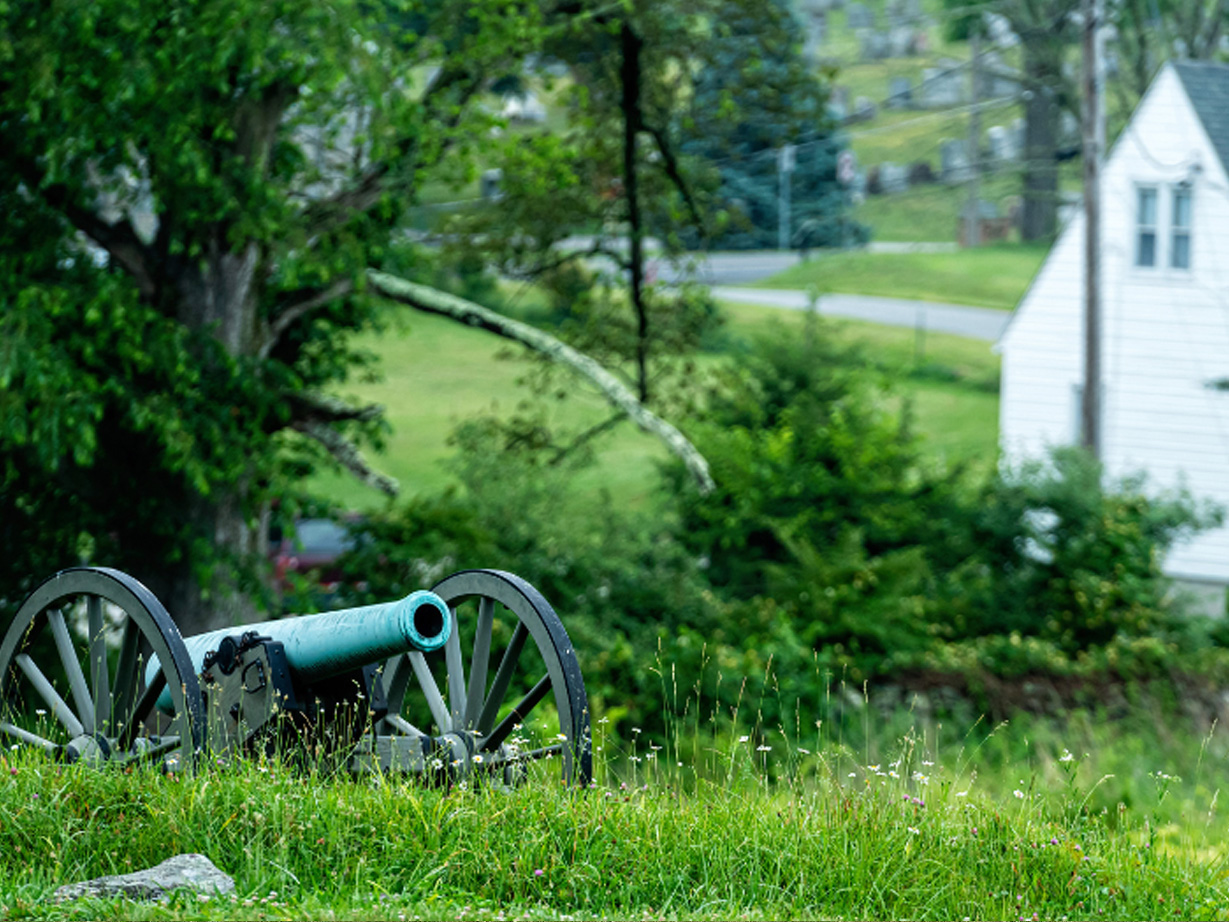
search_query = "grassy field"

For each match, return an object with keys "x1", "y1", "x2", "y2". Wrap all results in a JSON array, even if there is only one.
[
  {"x1": 308, "y1": 293, "x2": 1001, "y2": 509},
  {"x1": 850, "y1": 172, "x2": 1020, "y2": 243},
  {"x1": 3, "y1": 702, "x2": 1228, "y2": 920},
  {"x1": 307, "y1": 308, "x2": 673, "y2": 510},
  {"x1": 756, "y1": 244, "x2": 1047, "y2": 310}
]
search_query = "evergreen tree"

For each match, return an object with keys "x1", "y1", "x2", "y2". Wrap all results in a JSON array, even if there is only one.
[{"x1": 680, "y1": 0, "x2": 863, "y2": 250}]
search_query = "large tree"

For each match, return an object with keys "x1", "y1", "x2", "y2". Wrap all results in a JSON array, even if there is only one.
[
  {"x1": 445, "y1": 0, "x2": 849, "y2": 411},
  {"x1": 0, "y1": 0, "x2": 711, "y2": 632}
]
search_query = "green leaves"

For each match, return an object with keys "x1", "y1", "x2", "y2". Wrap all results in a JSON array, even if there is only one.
[{"x1": 0, "y1": 0, "x2": 556, "y2": 625}]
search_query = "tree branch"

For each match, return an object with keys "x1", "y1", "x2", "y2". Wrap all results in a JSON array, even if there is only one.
[
  {"x1": 643, "y1": 121, "x2": 705, "y2": 231},
  {"x1": 293, "y1": 421, "x2": 399, "y2": 497},
  {"x1": 367, "y1": 269, "x2": 715, "y2": 495},
  {"x1": 12, "y1": 154, "x2": 158, "y2": 297},
  {"x1": 260, "y1": 279, "x2": 355, "y2": 360},
  {"x1": 499, "y1": 239, "x2": 632, "y2": 278},
  {"x1": 548, "y1": 414, "x2": 625, "y2": 467},
  {"x1": 301, "y1": 64, "x2": 486, "y2": 235},
  {"x1": 285, "y1": 392, "x2": 384, "y2": 426}
]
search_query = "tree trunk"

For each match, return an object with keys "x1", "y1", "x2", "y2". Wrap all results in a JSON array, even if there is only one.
[
  {"x1": 1020, "y1": 43, "x2": 1060, "y2": 241},
  {"x1": 144, "y1": 493, "x2": 261, "y2": 637},
  {"x1": 151, "y1": 240, "x2": 265, "y2": 636},
  {"x1": 620, "y1": 22, "x2": 650, "y2": 404}
]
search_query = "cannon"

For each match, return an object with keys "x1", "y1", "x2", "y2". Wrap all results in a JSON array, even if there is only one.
[{"x1": 0, "y1": 567, "x2": 591, "y2": 783}]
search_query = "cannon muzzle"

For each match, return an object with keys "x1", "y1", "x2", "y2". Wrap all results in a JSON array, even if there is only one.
[{"x1": 149, "y1": 590, "x2": 451, "y2": 710}]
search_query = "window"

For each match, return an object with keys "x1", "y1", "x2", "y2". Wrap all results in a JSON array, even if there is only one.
[
  {"x1": 1136, "y1": 186, "x2": 1157, "y2": 267},
  {"x1": 1171, "y1": 185, "x2": 1192, "y2": 269}
]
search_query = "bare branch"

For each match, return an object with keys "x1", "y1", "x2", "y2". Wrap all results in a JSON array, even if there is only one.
[
  {"x1": 12, "y1": 153, "x2": 158, "y2": 297},
  {"x1": 260, "y1": 278, "x2": 355, "y2": 360},
  {"x1": 285, "y1": 391, "x2": 384, "y2": 426},
  {"x1": 500, "y1": 240, "x2": 632, "y2": 278},
  {"x1": 549, "y1": 414, "x2": 625, "y2": 467},
  {"x1": 367, "y1": 269, "x2": 715, "y2": 495},
  {"x1": 300, "y1": 64, "x2": 486, "y2": 235},
  {"x1": 293, "y1": 421, "x2": 399, "y2": 497},
  {"x1": 643, "y1": 122, "x2": 705, "y2": 231}
]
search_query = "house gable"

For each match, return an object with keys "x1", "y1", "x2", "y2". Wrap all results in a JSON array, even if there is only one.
[{"x1": 999, "y1": 61, "x2": 1229, "y2": 584}]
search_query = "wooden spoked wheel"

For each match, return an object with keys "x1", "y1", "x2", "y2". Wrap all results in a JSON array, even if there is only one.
[
  {"x1": 378, "y1": 569, "x2": 592, "y2": 785},
  {"x1": 0, "y1": 567, "x2": 203, "y2": 770}
]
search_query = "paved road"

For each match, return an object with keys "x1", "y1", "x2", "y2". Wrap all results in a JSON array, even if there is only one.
[
  {"x1": 576, "y1": 240, "x2": 958, "y2": 286},
  {"x1": 711, "y1": 286, "x2": 1010, "y2": 342},
  {"x1": 572, "y1": 239, "x2": 1008, "y2": 341}
]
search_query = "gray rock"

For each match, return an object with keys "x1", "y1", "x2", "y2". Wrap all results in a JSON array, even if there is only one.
[
  {"x1": 53, "y1": 854, "x2": 235, "y2": 904},
  {"x1": 828, "y1": 85, "x2": 850, "y2": 121},
  {"x1": 987, "y1": 125, "x2": 1019, "y2": 165},
  {"x1": 852, "y1": 96, "x2": 878, "y2": 122},
  {"x1": 879, "y1": 162, "x2": 909, "y2": 193},
  {"x1": 887, "y1": 76, "x2": 913, "y2": 108},
  {"x1": 917, "y1": 65, "x2": 967, "y2": 108},
  {"x1": 846, "y1": 2, "x2": 873, "y2": 29},
  {"x1": 940, "y1": 138, "x2": 971, "y2": 183},
  {"x1": 1060, "y1": 110, "x2": 1080, "y2": 146},
  {"x1": 887, "y1": 25, "x2": 917, "y2": 57},
  {"x1": 860, "y1": 30, "x2": 890, "y2": 60}
]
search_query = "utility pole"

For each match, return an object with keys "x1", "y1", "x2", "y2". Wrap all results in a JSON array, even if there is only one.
[
  {"x1": 1080, "y1": 0, "x2": 1103, "y2": 458},
  {"x1": 965, "y1": 28, "x2": 982, "y2": 248},
  {"x1": 778, "y1": 143, "x2": 795, "y2": 251}
]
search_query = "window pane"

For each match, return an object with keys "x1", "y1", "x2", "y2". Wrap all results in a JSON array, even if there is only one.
[
  {"x1": 1137, "y1": 231, "x2": 1156, "y2": 267},
  {"x1": 1138, "y1": 187, "x2": 1157, "y2": 225},
  {"x1": 1173, "y1": 188, "x2": 1192, "y2": 228},
  {"x1": 1172, "y1": 232, "x2": 1190, "y2": 269}
]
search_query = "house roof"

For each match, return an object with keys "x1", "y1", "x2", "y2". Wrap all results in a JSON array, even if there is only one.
[{"x1": 1173, "y1": 61, "x2": 1229, "y2": 174}]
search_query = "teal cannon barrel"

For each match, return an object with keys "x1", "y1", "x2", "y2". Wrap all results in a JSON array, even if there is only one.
[{"x1": 149, "y1": 590, "x2": 451, "y2": 711}]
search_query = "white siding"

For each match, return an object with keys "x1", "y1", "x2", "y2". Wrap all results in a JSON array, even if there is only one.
[{"x1": 1000, "y1": 63, "x2": 1229, "y2": 583}]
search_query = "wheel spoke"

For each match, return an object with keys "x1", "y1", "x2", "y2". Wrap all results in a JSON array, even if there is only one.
[
  {"x1": 14, "y1": 654, "x2": 84, "y2": 738},
  {"x1": 381, "y1": 655, "x2": 412, "y2": 704},
  {"x1": 464, "y1": 598, "x2": 495, "y2": 730},
  {"x1": 87, "y1": 595, "x2": 110, "y2": 736},
  {"x1": 481, "y1": 672, "x2": 551, "y2": 753},
  {"x1": 0, "y1": 721, "x2": 59, "y2": 753},
  {"x1": 476, "y1": 622, "x2": 527, "y2": 736},
  {"x1": 47, "y1": 608, "x2": 93, "y2": 733},
  {"x1": 444, "y1": 606, "x2": 466, "y2": 730},
  {"x1": 409, "y1": 651, "x2": 450, "y2": 732},
  {"x1": 117, "y1": 670, "x2": 166, "y2": 750},
  {"x1": 109, "y1": 619, "x2": 142, "y2": 738},
  {"x1": 384, "y1": 713, "x2": 425, "y2": 737},
  {"x1": 515, "y1": 743, "x2": 564, "y2": 763},
  {"x1": 120, "y1": 734, "x2": 181, "y2": 765}
]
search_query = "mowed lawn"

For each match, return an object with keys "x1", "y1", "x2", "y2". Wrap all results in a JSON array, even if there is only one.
[
  {"x1": 756, "y1": 244, "x2": 1047, "y2": 310},
  {"x1": 309, "y1": 297, "x2": 1001, "y2": 509},
  {"x1": 307, "y1": 310, "x2": 672, "y2": 509}
]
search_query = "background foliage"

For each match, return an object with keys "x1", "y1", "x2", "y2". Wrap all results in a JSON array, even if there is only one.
[{"x1": 325, "y1": 316, "x2": 1224, "y2": 735}]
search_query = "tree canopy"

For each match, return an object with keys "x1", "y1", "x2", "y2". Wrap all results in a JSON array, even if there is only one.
[
  {"x1": 1, "y1": 0, "x2": 547, "y2": 629},
  {"x1": 0, "y1": 0, "x2": 847, "y2": 631}
]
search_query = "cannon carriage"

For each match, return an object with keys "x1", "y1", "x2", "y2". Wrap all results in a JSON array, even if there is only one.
[{"x1": 0, "y1": 567, "x2": 591, "y2": 784}]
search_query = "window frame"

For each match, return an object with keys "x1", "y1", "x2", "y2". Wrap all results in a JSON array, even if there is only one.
[
  {"x1": 1170, "y1": 183, "x2": 1192, "y2": 271},
  {"x1": 1135, "y1": 184, "x2": 1159, "y2": 269}
]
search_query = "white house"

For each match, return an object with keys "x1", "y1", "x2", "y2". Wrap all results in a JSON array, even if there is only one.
[{"x1": 998, "y1": 61, "x2": 1229, "y2": 600}]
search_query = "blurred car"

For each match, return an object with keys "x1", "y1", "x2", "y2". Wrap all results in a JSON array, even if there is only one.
[{"x1": 269, "y1": 517, "x2": 361, "y2": 593}]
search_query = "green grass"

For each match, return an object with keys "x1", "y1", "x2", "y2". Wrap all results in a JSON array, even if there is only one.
[
  {"x1": 755, "y1": 245, "x2": 1047, "y2": 310},
  {"x1": 720, "y1": 300, "x2": 1000, "y2": 466},
  {"x1": 851, "y1": 171, "x2": 1021, "y2": 242},
  {"x1": 308, "y1": 308, "x2": 669, "y2": 510},
  {"x1": 307, "y1": 292, "x2": 1002, "y2": 508},
  {"x1": 3, "y1": 704, "x2": 1229, "y2": 920}
]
